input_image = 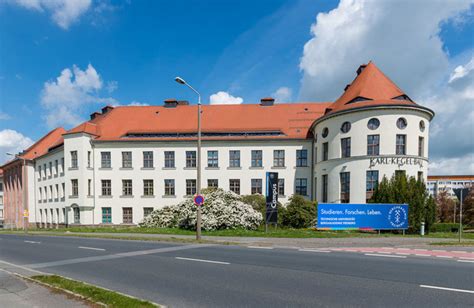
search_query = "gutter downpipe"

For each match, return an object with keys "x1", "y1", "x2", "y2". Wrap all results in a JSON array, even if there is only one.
[
  {"x1": 311, "y1": 138, "x2": 315, "y2": 202},
  {"x1": 90, "y1": 138, "x2": 96, "y2": 225}
]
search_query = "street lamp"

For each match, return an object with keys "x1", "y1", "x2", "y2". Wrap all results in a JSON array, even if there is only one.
[
  {"x1": 6, "y1": 152, "x2": 27, "y2": 232},
  {"x1": 174, "y1": 76, "x2": 202, "y2": 240}
]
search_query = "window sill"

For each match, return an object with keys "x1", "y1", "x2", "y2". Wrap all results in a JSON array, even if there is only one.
[
  {"x1": 120, "y1": 195, "x2": 134, "y2": 198},
  {"x1": 120, "y1": 167, "x2": 134, "y2": 170},
  {"x1": 141, "y1": 195, "x2": 156, "y2": 198},
  {"x1": 183, "y1": 195, "x2": 196, "y2": 198},
  {"x1": 87, "y1": 195, "x2": 94, "y2": 198},
  {"x1": 227, "y1": 167, "x2": 242, "y2": 170},
  {"x1": 99, "y1": 167, "x2": 112, "y2": 170},
  {"x1": 249, "y1": 166, "x2": 264, "y2": 169},
  {"x1": 68, "y1": 167, "x2": 78, "y2": 171},
  {"x1": 69, "y1": 195, "x2": 78, "y2": 199},
  {"x1": 141, "y1": 167, "x2": 155, "y2": 170},
  {"x1": 162, "y1": 167, "x2": 176, "y2": 170},
  {"x1": 271, "y1": 166, "x2": 286, "y2": 169},
  {"x1": 205, "y1": 167, "x2": 220, "y2": 170},
  {"x1": 162, "y1": 195, "x2": 176, "y2": 198},
  {"x1": 183, "y1": 167, "x2": 197, "y2": 170},
  {"x1": 99, "y1": 195, "x2": 113, "y2": 198},
  {"x1": 295, "y1": 165, "x2": 309, "y2": 168}
]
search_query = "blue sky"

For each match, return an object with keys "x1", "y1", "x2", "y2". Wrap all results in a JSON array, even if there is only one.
[{"x1": 0, "y1": 0, "x2": 473, "y2": 173}]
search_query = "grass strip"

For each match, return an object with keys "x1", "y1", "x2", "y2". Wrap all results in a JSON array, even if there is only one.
[
  {"x1": 429, "y1": 241, "x2": 474, "y2": 246},
  {"x1": 31, "y1": 275, "x2": 158, "y2": 308}
]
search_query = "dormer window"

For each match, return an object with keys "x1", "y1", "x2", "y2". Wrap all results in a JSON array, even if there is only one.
[
  {"x1": 392, "y1": 95, "x2": 413, "y2": 102},
  {"x1": 346, "y1": 96, "x2": 372, "y2": 104}
]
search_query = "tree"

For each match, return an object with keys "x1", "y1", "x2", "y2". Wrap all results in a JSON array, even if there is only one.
[
  {"x1": 435, "y1": 190, "x2": 456, "y2": 223},
  {"x1": 462, "y1": 187, "x2": 474, "y2": 227},
  {"x1": 280, "y1": 195, "x2": 317, "y2": 228}
]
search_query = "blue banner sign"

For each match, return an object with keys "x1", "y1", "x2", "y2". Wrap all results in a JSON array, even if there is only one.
[{"x1": 317, "y1": 203, "x2": 408, "y2": 230}]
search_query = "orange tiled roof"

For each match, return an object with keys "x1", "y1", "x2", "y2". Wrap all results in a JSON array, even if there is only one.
[
  {"x1": 20, "y1": 127, "x2": 66, "y2": 160},
  {"x1": 428, "y1": 175, "x2": 474, "y2": 181},
  {"x1": 327, "y1": 61, "x2": 417, "y2": 115},
  {"x1": 67, "y1": 103, "x2": 332, "y2": 141}
]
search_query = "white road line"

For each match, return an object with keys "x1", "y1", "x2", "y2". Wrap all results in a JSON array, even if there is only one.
[
  {"x1": 247, "y1": 246, "x2": 273, "y2": 250},
  {"x1": 436, "y1": 256, "x2": 452, "y2": 259},
  {"x1": 298, "y1": 249, "x2": 331, "y2": 253},
  {"x1": 78, "y1": 246, "x2": 106, "y2": 251},
  {"x1": 452, "y1": 251, "x2": 467, "y2": 253},
  {"x1": 460, "y1": 257, "x2": 474, "y2": 260},
  {"x1": 458, "y1": 260, "x2": 474, "y2": 263},
  {"x1": 365, "y1": 253, "x2": 406, "y2": 258},
  {"x1": 396, "y1": 253, "x2": 410, "y2": 255},
  {"x1": 420, "y1": 285, "x2": 474, "y2": 294},
  {"x1": 0, "y1": 260, "x2": 45, "y2": 275},
  {"x1": 175, "y1": 257, "x2": 230, "y2": 265},
  {"x1": 24, "y1": 240, "x2": 41, "y2": 244},
  {"x1": 415, "y1": 254, "x2": 431, "y2": 257},
  {"x1": 432, "y1": 249, "x2": 446, "y2": 252}
]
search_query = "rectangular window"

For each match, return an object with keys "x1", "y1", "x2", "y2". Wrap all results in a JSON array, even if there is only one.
[
  {"x1": 418, "y1": 137, "x2": 424, "y2": 157},
  {"x1": 62, "y1": 183, "x2": 65, "y2": 199},
  {"x1": 278, "y1": 179, "x2": 285, "y2": 196},
  {"x1": 122, "y1": 151, "x2": 133, "y2": 168},
  {"x1": 101, "y1": 152, "x2": 111, "y2": 168},
  {"x1": 367, "y1": 135, "x2": 380, "y2": 155},
  {"x1": 88, "y1": 179, "x2": 92, "y2": 196},
  {"x1": 39, "y1": 187, "x2": 42, "y2": 202},
  {"x1": 322, "y1": 143, "x2": 329, "y2": 161},
  {"x1": 43, "y1": 163, "x2": 47, "y2": 179},
  {"x1": 229, "y1": 179, "x2": 240, "y2": 194},
  {"x1": 396, "y1": 134, "x2": 406, "y2": 155},
  {"x1": 164, "y1": 179, "x2": 175, "y2": 196},
  {"x1": 38, "y1": 165, "x2": 42, "y2": 180},
  {"x1": 49, "y1": 185, "x2": 53, "y2": 200},
  {"x1": 251, "y1": 179, "x2": 262, "y2": 194},
  {"x1": 122, "y1": 207, "x2": 133, "y2": 224},
  {"x1": 366, "y1": 170, "x2": 379, "y2": 202},
  {"x1": 395, "y1": 170, "x2": 406, "y2": 178},
  {"x1": 143, "y1": 179, "x2": 154, "y2": 196},
  {"x1": 295, "y1": 178, "x2": 308, "y2": 196},
  {"x1": 340, "y1": 172, "x2": 350, "y2": 203},
  {"x1": 229, "y1": 150, "x2": 241, "y2": 168},
  {"x1": 144, "y1": 207, "x2": 154, "y2": 217},
  {"x1": 55, "y1": 184, "x2": 59, "y2": 199},
  {"x1": 164, "y1": 151, "x2": 175, "y2": 168},
  {"x1": 418, "y1": 171, "x2": 423, "y2": 181},
  {"x1": 87, "y1": 151, "x2": 91, "y2": 168},
  {"x1": 49, "y1": 162, "x2": 52, "y2": 177},
  {"x1": 71, "y1": 151, "x2": 78, "y2": 168},
  {"x1": 296, "y1": 149, "x2": 308, "y2": 167},
  {"x1": 207, "y1": 151, "x2": 218, "y2": 167},
  {"x1": 251, "y1": 150, "x2": 263, "y2": 167},
  {"x1": 55, "y1": 160, "x2": 59, "y2": 175},
  {"x1": 186, "y1": 151, "x2": 197, "y2": 168},
  {"x1": 273, "y1": 150, "x2": 285, "y2": 167},
  {"x1": 122, "y1": 179, "x2": 133, "y2": 196},
  {"x1": 71, "y1": 179, "x2": 78, "y2": 196},
  {"x1": 207, "y1": 179, "x2": 218, "y2": 188},
  {"x1": 61, "y1": 158, "x2": 64, "y2": 173},
  {"x1": 101, "y1": 179, "x2": 112, "y2": 196},
  {"x1": 143, "y1": 151, "x2": 153, "y2": 168},
  {"x1": 186, "y1": 179, "x2": 197, "y2": 196},
  {"x1": 341, "y1": 138, "x2": 351, "y2": 158},
  {"x1": 322, "y1": 175, "x2": 328, "y2": 203},
  {"x1": 74, "y1": 208, "x2": 80, "y2": 224},
  {"x1": 102, "y1": 207, "x2": 112, "y2": 223}
]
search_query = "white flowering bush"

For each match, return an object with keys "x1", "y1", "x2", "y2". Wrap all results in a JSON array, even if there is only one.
[{"x1": 139, "y1": 189, "x2": 263, "y2": 230}]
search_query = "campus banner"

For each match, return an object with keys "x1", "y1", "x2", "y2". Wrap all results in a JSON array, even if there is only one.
[
  {"x1": 317, "y1": 203, "x2": 408, "y2": 230},
  {"x1": 265, "y1": 172, "x2": 278, "y2": 224}
]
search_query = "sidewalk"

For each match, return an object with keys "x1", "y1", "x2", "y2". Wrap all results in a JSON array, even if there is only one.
[{"x1": 0, "y1": 270, "x2": 89, "y2": 308}]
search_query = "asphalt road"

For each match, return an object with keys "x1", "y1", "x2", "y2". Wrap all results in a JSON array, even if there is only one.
[{"x1": 0, "y1": 234, "x2": 473, "y2": 307}]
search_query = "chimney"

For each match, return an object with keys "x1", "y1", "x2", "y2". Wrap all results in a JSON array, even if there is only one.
[
  {"x1": 356, "y1": 64, "x2": 367, "y2": 75},
  {"x1": 260, "y1": 97, "x2": 275, "y2": 106},
  {"x1": 101, "y1": 105, "x2": 114, "y2": 114},
  {"x1": 164, "y1": 98, "x2": 178, "y2": 108},
  {"x1": 177, "y1": 100, "x2": 189, "y2": 106},
  {"x1": 90, "y1": 111, "x2": 101, "y2": 120}
]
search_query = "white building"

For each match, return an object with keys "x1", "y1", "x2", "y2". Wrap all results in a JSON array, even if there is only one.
[
  {"x1": 0, "y1": 169, "x2": 4, "y2": 227},
  {"x1": 427, "y1": 175, "x2": 474, "y2": 198},
  {"x1": 2, "y1": 62, "x2": 435, "y2": 226}
]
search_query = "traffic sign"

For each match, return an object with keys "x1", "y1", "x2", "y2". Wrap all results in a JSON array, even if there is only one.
[
  {"x1": 194, "y1": 194, "x2": 205, "y2": 206},
  {"x1": 23, "y1": 210, "x2": 29, "y2": 217}
]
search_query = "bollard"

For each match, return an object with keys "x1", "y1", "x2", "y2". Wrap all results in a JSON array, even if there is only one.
[{"x1": 420, "y1": 222, "x2": 425, "y2": 236}]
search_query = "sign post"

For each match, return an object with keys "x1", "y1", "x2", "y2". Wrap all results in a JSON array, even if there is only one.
[
  {"x1": 194, "y1": 194, "x2": 205, "y2": 207},
  {"x1": 265, "y1": 172, "x2": 278, "y2": 232},
  {"x1": 453, "y1": 188, "x2": 469, "y2": 243},
  {"x1": 23, "y1": 209, "x2": 29, "y2": 234},
  {"x1": 317, "y1": 203, "x2": 409, "y2": 230}
]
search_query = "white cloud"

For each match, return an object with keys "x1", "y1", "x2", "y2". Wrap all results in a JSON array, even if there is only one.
[
  {"x1": 298, "y1": 0, "x2": 473, "y2": 174},
  {"x1": 429, "y1": 153, "x2": 474, "y2": 175},
  {"x1": 272, "y1": 87, "x2": 292, "y2": 103},
  {"x1": 106, "y1": 80, "x2": 118, "y2": 93},
  {"x1": 41, "y1": 64, "x2": 117, "y2": 128},
  {"x1": 209, "y1": 91, "x2": 243, "y2": 105},
  {"x1": 0, "y1": 112, "x2": 10, "y2": 120},
  {"x1": 128, "y1": 101, "x2": 149, "y2": 106},
  {"x1": 11, "y1": 0, "x2": 92, "y2": 29},
  {"x1": 0, "y1": 129, "x2": 34, "y2": 164},
  {"x1": 449, "y1": 56, "x2": 474, "y2": 83}
]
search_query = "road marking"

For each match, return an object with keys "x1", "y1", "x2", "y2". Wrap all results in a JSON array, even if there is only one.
[
  {"x1": 247, "y1": 246, "x2": 273, "y2": 250},
  {"x1": 452, "y1": 251, "x2": 467, "y2": 253},
  {"x1": 0, "y1": 259, "x2": 45, "y2": 275},
  {"x1": 420, "y1": 285, "x2": 474, "y2": 294},
  {"x1": 436, "y1": 255, "x2": 452, "y2": 259},
  {"x1": 24, "y1": 240, "x2": 41, "y2": 244},
  {"x1": 365, "y1": 253, "x2": 406, "y2": 258},
  {"x1": 175, "y1": 257, "x2": 230, "y2": 265},
  {"x1": 78, "y1": 246, "x2": 106, "y2": 251},
  {"x1": 432, "y1": 249, "x2": 446, "y2": 252},
  {"x1": 460, "y1": 257, "x2": 474, "y2": 260},
  {"x1": 298, "y1": 249, "x2": 331, "y2": 253},
  {"x1": 415, "y1": 254, "x2": 431, "y2": 257},
  {"x1": 458, "y1": 260, "x2": 474, "y2": 263},
  {"x1": 395, "y1": 253, "x2": 410, "y2": 255}
]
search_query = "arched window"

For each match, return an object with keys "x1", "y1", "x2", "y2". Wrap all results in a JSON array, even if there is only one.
[
  {"x1": 419, "y1": 120, "x2": 425, "y2": 132},
  {"x1": 367, "y1": 118, "x2": 380, "y2": 130},
  {"x1": 397, "y1": 117, "x2": 407, "y2": 129},
  {"x1": 340, "y1": 121, "x2": 351, "y2": 133},
  {"x1": 322, "y1": 127, "x2": 329, "y2": 138}
]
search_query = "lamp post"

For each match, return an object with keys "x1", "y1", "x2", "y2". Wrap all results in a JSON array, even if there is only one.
[
  {"x1": 6, "y1": 153, "x2": 27, "y2": 233},
  {"x1": 175, "y1": 77, "x2": 202, "y2": 240}
]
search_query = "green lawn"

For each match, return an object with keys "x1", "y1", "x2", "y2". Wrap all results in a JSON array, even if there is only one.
[
  {"x1": 32, "y1": 275, "x2": 158, "y2": 308},
  {"x1": 18, "y1": 226, "x2": 474, "y2": 240}
]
